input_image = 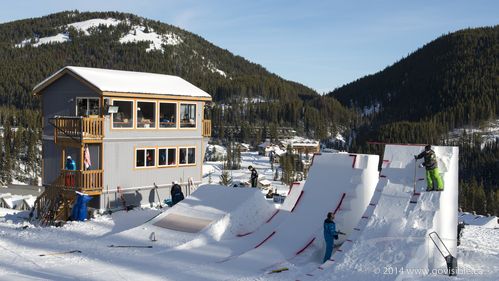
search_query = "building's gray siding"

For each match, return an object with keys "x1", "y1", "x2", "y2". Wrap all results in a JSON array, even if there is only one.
[
  {"x1": 42, "y1": 140, "x2": 60, "y2": 185},
  {"x1": 100, "y1": 136, "x2": 204, "y2": 209},
  {"x1": 41, "y1": 74, "x2": 100, "y2": 136}
]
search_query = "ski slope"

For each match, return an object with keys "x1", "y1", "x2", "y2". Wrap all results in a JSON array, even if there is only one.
[{"x1": 301, "y1": 144, "x2": 458, "y2": 280}]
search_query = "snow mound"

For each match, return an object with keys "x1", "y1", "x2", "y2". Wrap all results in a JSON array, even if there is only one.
[
  {"x1": 108, "y1": 185, "x2": 275, "y2": 249},
  {"x1": 459, "y1": 212, "x2": 498, "y2": 229}
]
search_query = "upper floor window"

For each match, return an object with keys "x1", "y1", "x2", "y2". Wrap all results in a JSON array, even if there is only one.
[
  {"x1": 76, "y1": 97, "x2": 100, "y2": 116},
  {"x1": 159, "y1": 102, "x2": 176, "y2": 128},
  {"x1": 112, "y1": 100, "x2": 133, "y2": 128},
  {"x1": 180, "y1": 103, "x2": 196, "y2": 128},
  {"x1": 137, "y1": 101, "x2": 156, "y2": 128},
  {"x1": 136, "y1": 148, "x2": 155, "y2": 168}
]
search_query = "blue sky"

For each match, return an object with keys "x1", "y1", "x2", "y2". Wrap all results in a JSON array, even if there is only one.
[{"x1": 1, "y1": 1, "x2": 497, "y2": 93}]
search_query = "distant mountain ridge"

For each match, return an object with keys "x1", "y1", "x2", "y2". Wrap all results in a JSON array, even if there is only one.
[{"x1": 0, "y1": 10, "x2": 353, "y2": 140}]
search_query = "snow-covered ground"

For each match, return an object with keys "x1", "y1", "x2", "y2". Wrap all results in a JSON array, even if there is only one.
[
  {"x1": 0, "y1": 151, "x2": 497, "y2": 280},
  {"x1": 203, "y1": 151, "x2": 290, "y2": 195}
]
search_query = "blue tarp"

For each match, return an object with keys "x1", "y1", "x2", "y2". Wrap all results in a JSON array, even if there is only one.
[{"x1": 71, "y1": 193, "x2": 92, "y2": 221}]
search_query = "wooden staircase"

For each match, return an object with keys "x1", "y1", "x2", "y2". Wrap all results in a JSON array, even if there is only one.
[{"x1": 31, "y1": 186, "x2": 76, "y2": 226}]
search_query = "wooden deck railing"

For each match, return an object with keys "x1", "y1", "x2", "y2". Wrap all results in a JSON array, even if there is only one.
[
  {"x1": 202, "y1": 119, "x2": 211, "y2": 137},
  {"x1": 52, "y1": 169, "x2": 104, "y2": 194},
  {"x1": 51, "y1": 116, "x2": 103, "y2": 142}
]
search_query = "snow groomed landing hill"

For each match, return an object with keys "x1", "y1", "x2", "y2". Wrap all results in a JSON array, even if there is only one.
[{"x1": 302, "y1": 144, "x2": 458, "y2": 281}]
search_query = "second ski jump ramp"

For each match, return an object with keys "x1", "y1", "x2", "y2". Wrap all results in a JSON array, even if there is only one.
[
  {"x1": 303, "y1": 144, "x2": 458, "y2": 281},
  {"x1": 215, "y1": 152, "x2": 379, "y2": 274}
]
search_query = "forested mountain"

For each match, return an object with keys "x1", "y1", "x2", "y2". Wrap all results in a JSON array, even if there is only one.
[
  {"x1": 330, "y1": 26, "x2": 498, "y2": 145},
  {"x1": 0, "y1": 10, "x2": 352, "y2": 140},
  {"x1": 329, "y1": 26, "x2": 499, "y2": 215}
]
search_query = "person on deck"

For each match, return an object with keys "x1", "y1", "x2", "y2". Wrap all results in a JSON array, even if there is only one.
[
  {"x1": 323, "y1": 212, "x2": 345, "y2": 263},
  {"x1": 248, "y1": 166, "x2": 258, "y2": 188},
  {"x1": 415, "y1": 145, "x2": 444, "y2": 191},
  {"x1": 170, "y1": 181, "x2": 184, "y2": 206},
  {"x1": 65, "y1": 156, "x2": 76, "y2": 170},
  {"x1": 65, "y1": 156, "x2": 76, "y2": 186}
]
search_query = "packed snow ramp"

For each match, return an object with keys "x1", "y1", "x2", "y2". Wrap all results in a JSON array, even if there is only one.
[{"x1": 215, "y1": 152, "x2": 379, "y2": 275}]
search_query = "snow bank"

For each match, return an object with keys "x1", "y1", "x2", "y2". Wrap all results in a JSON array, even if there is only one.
[{"x1": 459, "y1": 212, "x2": 498, "y2": 229}]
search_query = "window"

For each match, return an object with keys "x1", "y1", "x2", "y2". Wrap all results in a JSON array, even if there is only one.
[
  {"x1": 159, "y1": 102, "x2": 177, "y2": 128},
  {"x1": 158, "y1": 148, "x2": 176, "y2": 167},
  {"x1": 179, "y1": 147, "x2": 195, "y2": 165},
  {"x1": 136, "y1": 148, "x2": 155, "y2": 168},
  {"x1": 137, "y1": 101, "x2": 156, "y2": 128},
  {"x1": 76, "y1": 98, "x2": 100, "y2": 116},
  {"x1": 180, "y1": 103, "x2": 196, "y2": 128},
  {"x1": 112, "y1": 100, "x2": 133, "y2": 128}
]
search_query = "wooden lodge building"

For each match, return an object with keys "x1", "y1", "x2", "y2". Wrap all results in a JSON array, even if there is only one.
[{"x1": 32, "y1": 66, "x2": 211, "y2": 224}]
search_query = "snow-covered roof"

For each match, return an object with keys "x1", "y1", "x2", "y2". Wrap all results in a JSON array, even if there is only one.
[
  {"x1": 280, "y1": 136, "x2": 319, "y2": 148},
  {"x1": 0, "y1": 195, "x2": 24, "y2": 209},
  {"x1": 33, "y1": 66, "x2": 212, "y2": 100}
]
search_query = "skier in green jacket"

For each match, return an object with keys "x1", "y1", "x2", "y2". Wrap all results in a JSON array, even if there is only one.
[{"x1": 415, "y1": 145, "x2": 444, "y2": 191}]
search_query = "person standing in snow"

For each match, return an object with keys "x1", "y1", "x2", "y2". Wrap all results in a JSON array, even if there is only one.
[
  {"x1": 415, "y1": 145, "x2": 444, "y2": 191},
  {"x1": 248, "y1": 166, "x2": 258, "y2": 188},
  {"x1": 323, "y1": 212, "x2": 344, "y2": 262},
  {"x1": 170, "y1": 181, "x2": 184, "y2": 206}
]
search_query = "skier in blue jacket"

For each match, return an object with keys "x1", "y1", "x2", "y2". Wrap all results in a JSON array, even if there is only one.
[{"x1": 323, "y1": 212, "x2": 344, "y2": 262}]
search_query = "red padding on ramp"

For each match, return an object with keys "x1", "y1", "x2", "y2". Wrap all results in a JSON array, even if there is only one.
[
  {"x1": 349, "y1": 154, "x2": 357, "y2": 168},
  {"x1": 266, "y1": 210, "x2": 280, "y2": 223},
  {"x1": 254, "y1": 231, "x2": 276, "y2": 249},
  {"x1": 333, "y1": 193, "x2": 347, "y2": 215},
  {"x1": 296, "y1": 237, "x2": 316, "y2": 255}
]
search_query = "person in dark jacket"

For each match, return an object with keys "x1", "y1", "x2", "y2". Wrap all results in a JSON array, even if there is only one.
[
  {"x1": 323, "y1": 212, "x2": 345, "y2": 262},
  {"x1": 248, "y1": 166, "x2": 258, "y2": 188},
  {"x1": 415, "y1": 145, "x2": 444, "y2": 191},
  {"x1": 170, "y1": 181, "x2": 184, "y2": 206}
]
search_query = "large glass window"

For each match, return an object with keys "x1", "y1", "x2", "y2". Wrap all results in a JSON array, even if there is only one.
[
  {"x1": 180, "y1": 103, "x2": 196, "y2": 128},
  {"x1": 137, "y1": 101, "x2": 156, "y2": 128},
  {"x1": 159, "y1": 102, "x2": 177, "y2": 128},
  {"x1": 158, "y1": 148, "x2": 176, "y2": 167},
  {"x1": 112, "y1": 100, "x2": 133, "y2": 128},
  {"x1": 179, "y1": 147, "x2": 195, "y2": 165},
  {"x1": 136, "y1": 148, "x2": 155, "y2": 168},
  {"x1": 76, "y1": 97, "x2": 100, "y2": 116}
]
